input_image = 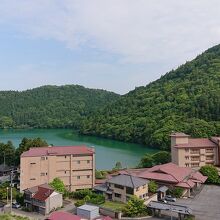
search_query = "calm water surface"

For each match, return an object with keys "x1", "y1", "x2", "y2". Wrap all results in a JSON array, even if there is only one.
[{"x1": 0, "y1": 129, "x2": 158, "y2": 169}]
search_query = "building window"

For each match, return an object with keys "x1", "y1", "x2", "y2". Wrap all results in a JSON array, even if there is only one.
[
  {"x1": 30, "y1": 162, "x2": 36, "y2": 165},
  {"x1": 41, "y1": 157, "x2": 45, "y2": 160},
  {"x1": 185, "y1": 156, "x2": 189, "y2": 160},
  {"x1": 87, "y1": 160, "x2": 90, "y2": 164},
  {"x1": 136, "y1": 187, "x2": 140, "y2": 191},
  {"x1": 191, "y1": 163, "x2": 199, "y2": 167},
  {"x1": 77, "y1": 176, "x2": 80, "y2": 179},
  {"x1": 46, "y1": 172, "x2": 47, "y2": 175},
  {"x1": 185, "y1": 163, "x2": 189, "y2": 167},
  {"x1": 65, "y1": 171, "x2": 67, "y2": 174},
  {"x1": 114, "y1": 193, "x2": 121, "y2": 198},
  {"x1": 65, "y1": 156, "x2": 67, "y2": 159},
  {"x1": 206, "y1": 155, "x2": 214, "y2": 160},
  {"x1": 40, "y1": 173, "x2": 45, "y2": 176},
  {"x1": 46, "y1": 157, "x2": 48, "y2": 160},
  {"x1": 185, "y1": 148, "x2": 189, "y2": 152},
  {"x1": 206, "y1": 149, "x2": 214, "y2": 153},
  {"x1": 126, "y1": 187, "x2": 133, "y2": 195},
  {"x1": 77, "y1": 161, "x2": 80, "y2": 164},
  {"x1": 87, "y1": 175, "x2": 90, "y2": 178},
  {"x1": 191, "y1": 156, "x2": 200, "y2": 161},
  {"x1": 190, "y1": 149, "x2": 200, "y2": 154},
  {"x1": 30, "y1": 178, "x2": 36, "y2": 180},
  {"x1": 114, "y1": 184, "x2": 124, "y2": 189}
]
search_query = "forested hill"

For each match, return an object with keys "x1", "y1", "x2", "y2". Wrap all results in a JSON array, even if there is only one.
[
  {"x1": 80, "y1": 44, "x2": 220, "y2": 150},
  {"x1": 0, "y1": 85, "x2": 119, "y2": 128}
]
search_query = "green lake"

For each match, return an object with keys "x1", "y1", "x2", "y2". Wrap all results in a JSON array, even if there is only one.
[{"x1": 0, "y1": 129, "x2": 158, "y2": 169}]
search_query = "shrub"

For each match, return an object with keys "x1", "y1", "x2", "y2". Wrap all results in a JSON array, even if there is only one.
[
  {"x1": 72, "y1": 189, "x2": 92, "y2": 199},
  {"x1": 169, "y1": 187, "x2": 184, "y2": 198},
  {"x1": 95, "y1": 170, "x2": 107, "y2": 179},
  {"x1": 200, "y1": 165, "x2": 219, "y2": 184},
  {"x1": 148, "y1": 180, "x2": 158, "y2": 193},
  {"x1": 88, "y1": 194, "x2": 105, "y2": 205},
  {"x1": 123, "y1": 196, "x2": 148, "y2": 217},
  {"x1": 75, "y1": 199, "x2": 85, "y2": 207}
]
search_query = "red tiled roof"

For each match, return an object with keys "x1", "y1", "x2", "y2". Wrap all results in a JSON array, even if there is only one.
[
  {"x1": 32, "y1": 186, "x2": 54, "y2": 201},
  {"x1": 111, "y1": 163, "x2": 207, "y2": 189},
  {"x1": 21, "y1": 146, "x2": 94, "y2": 157},
  {"x1": 174, "y1": 138, "x2": 217, "y2": 148},
  {"x1": 48, "y1": 211, "x2": 81, "y2": 220}
]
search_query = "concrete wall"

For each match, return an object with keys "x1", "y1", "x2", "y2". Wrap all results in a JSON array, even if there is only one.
[
  {"x1": 109, "y1": 183, "x2": 148, "y2": 203},
  {"x1": 45, "y1": 192, "x2": 63, "y2": 214}
]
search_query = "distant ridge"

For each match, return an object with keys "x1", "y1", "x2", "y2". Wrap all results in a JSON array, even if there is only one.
[
  {"x1": 79, "y1": 44, "x2": 220, "y2": 150},
  {"x1": 0, "y1": 84, "x2": 119, "y2": 128}
]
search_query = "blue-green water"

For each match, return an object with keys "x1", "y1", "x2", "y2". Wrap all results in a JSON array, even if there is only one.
[{"x1": 0, "y1": 129, "x2": 158, "y2": 169}]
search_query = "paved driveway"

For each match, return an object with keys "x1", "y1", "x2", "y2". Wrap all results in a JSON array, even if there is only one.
[{"x1": 176, "y1": 185, "x2": 220, "y2": 220}]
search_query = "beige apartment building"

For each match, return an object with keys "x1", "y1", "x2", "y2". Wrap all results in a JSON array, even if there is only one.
[
  {"x1": 20, "y1": 146, "x2": 95, "y2": 192},
  {"x1": 171, "y1": 132, "x2": 220, "y2": 168}
]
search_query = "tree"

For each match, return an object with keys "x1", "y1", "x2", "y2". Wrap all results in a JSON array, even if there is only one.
[
  {"x1": 112, "y1": 161, "x2": 122, "y2": 171},
  {"x1": 169, "y1": 187, "x2": 184, "y2": 198},
  {"x1": 0, "y1": 141, "x2": 16, "y2": 166},
  {"x1": 148, "y1": 181, "x2": 158, "y2": 193},
  {"x1": 151, "y1": 151, "x2": 171, "y2": 165},
  {"x1": 200, "y1": 165, "x2": 219, "y2": 184},
  {"x1": 138, "y1": 154, "x2": 154, "y2": 168},
  {"x1": 15, "y1": 137, "x2": 48, "y2": 165},
  {"x1": 123, "y1": 196, "x2": 147, "y2": 217},
  {"x1": 50, "y1": 178, "x2": 66, "y2": 194}
]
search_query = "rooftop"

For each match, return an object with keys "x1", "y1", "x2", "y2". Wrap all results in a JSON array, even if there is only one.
[
  {"x1": 174, "y1": 138, "x2": 218, "y2": 148},
  {"x1": 21, "y1": 146, "x2": 95, "y2": 157},
  {"x1": 48, "y1": 211, "x2": 81, "y2": 220},
  {"x1": 78, "y1": 204, "x2": 99, "y2": 211},
  {"x1": 107, "y1": 174, "x2": 148, "y2": 188},
  {"x1": 170, "y1": 132, "x2": 190, "y2": 137}
]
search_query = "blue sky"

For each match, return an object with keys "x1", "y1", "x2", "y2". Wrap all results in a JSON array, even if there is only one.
[{"x1": 0, "y1": 0, "x2": 220, "y2": 94}]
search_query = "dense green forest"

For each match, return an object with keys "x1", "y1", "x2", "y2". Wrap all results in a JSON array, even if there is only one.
[
  {"x1": 0, "y1": 85, "x2": 119, "y2": 128},
  {"x1": 80, "y1": 44, "x2": 220, "y2": 150}
]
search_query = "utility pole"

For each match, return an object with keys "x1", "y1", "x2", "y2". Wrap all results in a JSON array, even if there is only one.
[
  {"x1": 10, "y1": 170, "x2": 13, "y2": 213},
  {"x1": 6, "y1": 187, "x2": 9, "y2": 204}
]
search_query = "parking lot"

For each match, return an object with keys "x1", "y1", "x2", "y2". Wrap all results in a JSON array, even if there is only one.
[{"x1": 176, "y1": 185, "x2": 220, "y2": 220}]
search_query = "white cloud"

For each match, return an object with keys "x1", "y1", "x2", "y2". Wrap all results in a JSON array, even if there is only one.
[{"x1": 0, "y1": 0, "x2": 220, "y2": 65}]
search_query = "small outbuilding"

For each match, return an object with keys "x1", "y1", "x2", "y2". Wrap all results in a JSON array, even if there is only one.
[{"x1": 77, "y1": 204, "x2": 99, "y2": 220}]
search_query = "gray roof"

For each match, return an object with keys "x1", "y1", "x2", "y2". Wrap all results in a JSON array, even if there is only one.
[
  {"x1": 93, "y1": 184, "x2": 113, "y2": 194},
  {"x1": 157, "y1": 186, "x2": 168, "y2": 193},
  {"x1": 107, "y1": 174, "x2": 148, "y2": 188},
  {"x1": 78, "y1": 204, "x2": 99, "y2": 211}
]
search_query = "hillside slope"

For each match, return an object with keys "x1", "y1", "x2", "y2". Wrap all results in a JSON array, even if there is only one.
[
  {"x1": 0, "y1": 85, "x2": 119, "y2": 128},
  {"x1": 80, "y1": 45, "x2": 220, "y2": 150}
]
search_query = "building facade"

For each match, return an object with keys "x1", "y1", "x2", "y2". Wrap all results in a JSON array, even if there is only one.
[
  {"x1": 94, "y1": 174, "x2": 149, "y2": 203},
  {"x1": 20, "y1": 146, "x2": 95, "y2": 191},
  {"x1": 171, "y1": 132, "x2": 220, "y2": 168}
]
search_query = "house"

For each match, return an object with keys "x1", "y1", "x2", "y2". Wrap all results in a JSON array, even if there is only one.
[
  {"x1": 20, "y1": 146, "x2": 95, "y2": 191},
  {"x1": 171, "y1": 132, "x2": 220, "y2": 168},
  {"x1": 94, "y1": 174, "x2": 149, "y2": 203},
  {"x1": 47, "y1": 211, "x2": 81, "y2": 220},
  {"x1": 118, "y1": 163, "x2": 207, "y2": 197},
  {"x1": 24, "y1": 183, "x2": 63, "y2": 215}
]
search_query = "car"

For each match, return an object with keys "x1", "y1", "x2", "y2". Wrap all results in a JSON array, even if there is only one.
[
  {"x1": 12, "y1": 202, "x2": 21, "y2": 209},
  {"x1": 159, "y1": 198, "x2": 168, "y2": 203},
  {"x1": 164, "y1": 195, "x2": 176, "y2": 202}
]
